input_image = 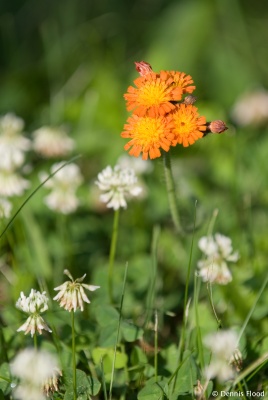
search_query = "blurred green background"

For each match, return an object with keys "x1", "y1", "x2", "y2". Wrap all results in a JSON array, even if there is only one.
[{"x1": 1, "y1": 0, "x2": 268, "y2": 334}]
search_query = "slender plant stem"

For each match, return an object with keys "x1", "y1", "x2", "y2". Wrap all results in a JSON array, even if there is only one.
[
  {"x1": 100, "y1": 358, "x2": 108, "y2": 400},
  {"x1": 0, "y1": 155, "x2": 81, "y2": 241},
  {"x1": 143, "y1": 225, "x2": 160, "y2": 329},
  {"x1": 154, "y1": 310, "x2": 158, "y2": 382},
  {"x1": 237, "y1": 272, "x2": 268, "y2": 345},
  {"x1": 207, "y1": 282, "x2": 222, "y2": 329},
  {"x1": 71, "y1": 311, "x2": 77, "y2": 400},
  {"x1": 33, "y1": 332, "x2": 38, "y2": 350},
  {"x1": 194, "y1": 274, "x2": 205, "y2": 371},
  {"x1": 108, "y1": 209, "x2": 120, "y2": 303},
  {"x1": 162, "y1": 151, "x2": 181, "y2": 234},
  {"x1": 172, "y1": 202, "x2": 197, "y2": 393},
  {"x1": 178, "y1": 201, "x2": 197, "y2": 359},
  {"x1": 109, "y1": 262, "x2": 128, "y2": 400}
]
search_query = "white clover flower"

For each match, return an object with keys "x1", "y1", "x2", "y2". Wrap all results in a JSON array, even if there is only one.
[
  {"x1": 32, "y1": 126, "x2": 75, "y2": 158},
  {"x1": 11, "y1": 348, "x2": 60, "y2": 400},
  {"x1": 0, "y1": 197, "x2": 12, "y2": 218},
  {"x1": 0, "y1": 113, "x2": 24, "y2": 134},
  {"x1": 0, "y1": 113, "x2": 31, "y2": 170},
  {"x1": 54, "y1": 269, "x2": 100, "y2": 312},
  {"x1": 203, "y1": 330, "x2": 240, "y2": 382},
  {"x1": 16, "y1": 289, "x2": 49, "y2": 314},
  {"x1": 43, "y1": 367, "x2": 62, "y2": 397},
  {"x1": 0, "y1": 169, "x2": 30, "y2": 197},
  {"x1": 17, "y1": 315, "x2": 52, "y2": 337},
  {"x1": 40, "y1": 162, "x2": 83, "y2": 214},
  {"x1": 197, "y1": 233, "x2": 239, "y2": 285},
  {"x1": 231, "y1": 89, "x2": 268, "y2": 127},
  {"x1": 16, "y1": 289, "x2": 52, "y2": 336},
  {"x1": 95, "y1": 165, "x2": 142, "y2": 210}
]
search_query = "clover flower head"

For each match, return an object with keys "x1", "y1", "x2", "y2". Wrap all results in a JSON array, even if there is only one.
[
  {"x1": 16, "y1": 289, "x2": 52, "y2": 336},
  {"x1": 197, "y1": 233, "x2": 239, "y2": 285},
  {"x1": 0, "y1": 113, "x2": 31, "y2": 170},
  {"x1": 0, "y1": 169, "x2": 30, "y2": 197},
  {"x1": 43, "y1": 367, "x2": 62, "y2": 397},
  {"x1": 40, "y1": 162, "x2": 83, "y2": 214},
  {"x1": 0, "y1": 197, "x2": 12, "y2": 219},
  {"x1": 11, "y1": 348, "x2": 60, "y2": 400},
  {"x1": 33, "y1": 126, "x2": 75, "y2": 158},
  {"x1": 53, "y1": 269, "x2": 100, "y2": 312},
  {"x1": 231, "y1": 89, "x2": 268, "y2": 127},
  {"x1": 95, "y1": 165, "x2": 142, "y2": 209},
  {"x1": 203, "y1": 330, "x2": 240, "y2": 382},
  {"x1": 16, "y1": 289, "x2": 49, "y2": 314},
  {"x1": 0, "y1": 113, "x2": 24, "y2": 135}
]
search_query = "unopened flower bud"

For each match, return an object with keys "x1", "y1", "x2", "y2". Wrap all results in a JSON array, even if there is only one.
[
  {"x1": 194, "y1": 380, "x2": 205, "y2": 400},
  {"x1": 135, "y1": 61, "x2": 153, "y2": 76},
  {"x1": 230, "y1": 348, "x2": 243, "y2": 372},
  {"x1": 183, "y1": 95, "x2": 197, "y2": 105},
  {"x1": 207, "y1": 120, "x2": 228, "y2": 134}
]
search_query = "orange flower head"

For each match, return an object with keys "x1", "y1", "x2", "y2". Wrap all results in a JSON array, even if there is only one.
[
  {"x1": 124, "y1": 71, "x2": 183, "y2": 118},
  {"x1": 121, "y1": 114, "x2": 176, "y2": 160},
  {"x1": 169, "y1": 71, "x2": 196, "y2": 94},
  {"x1": 172, "y1": 104, "x2": 207, "y2": 147}
]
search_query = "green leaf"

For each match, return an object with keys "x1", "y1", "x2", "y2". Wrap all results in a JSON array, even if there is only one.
[
  {"x1": 170, "y1": 351, "x2": 198, "y2": 396},
  {"x1": 92, "y1": 347, "x2": 128, "y2": 372},
  {"x1": 0, "y1": 363, "x2": 11, "y2": 394},
  {"x1": 138, "y1": 378, "x2": 168, "y2": 400},
  {"x1": 95, "y1": 305, "x2": 119, "y2": 327},
  {"x1": 63, "y1": 368, "x2": 101, "y2": 399},
  {"x1": 121, "y1": 320, "x2": 144, "y2": 342},
  {"x1": 98, "y1": 323, "x2": 119, "y2": 347},
  {"x1": 130, "y1": 346, "x2": 148, "y2": 366}
]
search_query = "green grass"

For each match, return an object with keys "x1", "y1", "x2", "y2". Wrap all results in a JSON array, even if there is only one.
[{"x1": 1, "y1": 0, "x2": 268, "y2": 398}]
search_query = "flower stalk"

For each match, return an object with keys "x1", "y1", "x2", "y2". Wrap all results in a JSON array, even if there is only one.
[
  {"x1": 71, "y1": 310, "x2": 77, "y2": 400},
  {"x1": 162, "y1": 151, "x2": 181, "y2": 234},
  {"x1": 108, "y1": 208, "x2": 120, "y2": 303}
]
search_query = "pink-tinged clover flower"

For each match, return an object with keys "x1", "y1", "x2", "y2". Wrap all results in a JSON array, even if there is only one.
[{"x1": 53, "y1": 269, "x2": 100, "y2": 312}]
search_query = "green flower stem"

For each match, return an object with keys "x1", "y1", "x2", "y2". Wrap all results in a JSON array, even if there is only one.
[
  {"x1": 162, "y1": 151, "x2": 181, "y2": 234},
  {"x1": 33, "y1": 332, "x2": 38, "y2": 350},
  {"x1": 108, "y1": 208, "x2": 120, "y2": 303},
  {"x1": 154, "y1": 310, "x2": 158, "y2": 383},
  {"x1": 71, "y1": 310, "x2": 77, "y2": 400}
]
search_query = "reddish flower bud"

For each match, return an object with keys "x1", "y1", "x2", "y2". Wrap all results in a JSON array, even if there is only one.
[
  {"x1": 207, "y1": 120, "x2": 228, "y2": 134},
  {"x1": 135, "y1": 61, "x2": 153, "y2": 76},
  {"x1": 183, "y1": 95, "x2": 197, "y2": 105}
]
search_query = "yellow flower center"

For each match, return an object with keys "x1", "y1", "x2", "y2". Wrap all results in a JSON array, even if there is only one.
[
  {"x1": 138, "y1": 81, "x2": 170, "y2": 106},
  {"x1": 133, "y1": 117, "x2": 166, "y2": 147},
  {"x1": 173, "y1": 109, "x2": 197, "y2": 136}
]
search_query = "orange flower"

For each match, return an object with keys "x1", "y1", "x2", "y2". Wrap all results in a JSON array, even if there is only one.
[
  {"x1": 169, "y1": 71, "x2": 196, "y2": 94},
  {"x1": 121, "y1": 114, "x2": 176, "y2": 160},
  {"x1": 172, "y1": 104, "x2": 207, "y2": 147},
  {"x1": 124, "y1": 71, "x2": 183, "y2": 117}
]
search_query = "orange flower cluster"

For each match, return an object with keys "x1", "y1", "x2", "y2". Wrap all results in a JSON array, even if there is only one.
[{"x1": 121, "y1": 61, "x2": 226, "y2": 160}]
